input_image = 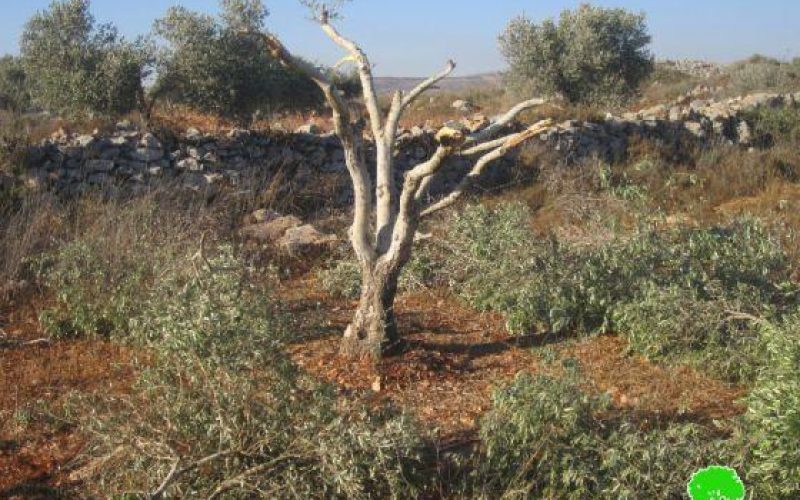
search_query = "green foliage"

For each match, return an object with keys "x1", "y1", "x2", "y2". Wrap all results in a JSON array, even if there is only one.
[
  {"x1": 499, "y1": 3, "x2": 654, "y2": 105},
  {"x1": 152, "y1": 0, "x2": 325, "y2": 122},
  {"x1": 69, "y1": 246, "x2": 428, "y2": 498},
  {"x1": 33, "y1": 200, "x2": 429, "y2": 497},
  {"x1": 0, "y1": 115, "x2": 32, "y2": 173},
  {"x1": 35, "y1": 200, "x2": 188, "y2": 339},
  {"x1": 443, "y1": 204, "x2": 797, "y2": 381},
  {"x1": 726, "y1": 55, "x2": 800, "y2": 96},
  {"x1": 742, "y1": 315, "x2": 800, "y2": 498},
  {"x1": 742, "y1": 104, "x2": 800, "y2": 148},
  {"x1": 0, "y1": 56, "x2": 31, "y2": 114},
  {"x1": 446, "y1": 204, "x2": 794, "y2": 333},
  {"x1": 613, "y1": 285, "x2": 764, "y2": 383},
  {"x1": 319, "y1": 257, "x2": 361, "y2": 299},
  {"x1": 475, "y1": 370, "x2": 736, "y2": 498},
  {"x1": 20, "y1": 0, "x2": 151, "y2": 118}
]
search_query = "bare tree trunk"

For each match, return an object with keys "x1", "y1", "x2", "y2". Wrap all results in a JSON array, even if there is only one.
[
  {"x1": 341, "y1": 263, "x2": 402, "y2": 357},
  {"x1": 254, "y1": 10, "x2": 551, "y2": 360}
]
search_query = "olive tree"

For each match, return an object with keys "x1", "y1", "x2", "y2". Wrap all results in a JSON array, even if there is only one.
[
  {"x1": 0, "y1": 56, "x2": 30, "y2": 114},
  {"x1": 500, "y1": 3, "x2": 653, "y2": 105},
  {"x1": 255, "y1": 7, "x2": 551, "y2": 357},
  {"x1": 20, "y1": 0, "x2": 152, "y2": 118},
  {"x1": 152, "y1": 0, "x2": 324, "y2": 123}
]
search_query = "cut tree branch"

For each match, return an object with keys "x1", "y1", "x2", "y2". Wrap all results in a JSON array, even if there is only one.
[
  {"x1": 420, "y1": 119, "x2": 554, "y2": 217},
  {"x1": 468, "y1": 98, "x2": 547, "y2": 143}
]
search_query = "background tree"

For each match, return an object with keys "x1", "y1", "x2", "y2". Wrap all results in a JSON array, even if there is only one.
[
  {"x1": 257, "y1": 6, "x2": 551, "y2": 357},
  {"x1": 20, "y1": 0, "x2": 152, "y2": 119},
  {"x1": 152, "y1": 0, "x2": 327, "y2": 123},
  {"x1": 0, "y1": 56, "x2": 31, "y2": 114},
  {"x1": 499, "y1": 3, "x2": 653, "y2": 106}
]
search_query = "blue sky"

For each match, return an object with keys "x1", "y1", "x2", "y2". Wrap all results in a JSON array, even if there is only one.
[{"x1": 1, "y1": 1, "x2": 798, "y2": 76}]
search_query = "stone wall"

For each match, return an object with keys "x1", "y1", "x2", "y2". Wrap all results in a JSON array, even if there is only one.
[{"x1": 16, "y1": 91, "x2": 800, "y2": 197}]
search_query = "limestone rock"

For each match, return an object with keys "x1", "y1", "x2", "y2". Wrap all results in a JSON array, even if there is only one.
[
  {"x1": 296, "y1": 123, "x2": 321, "y2": 135},
  {"x1": 277, "y1": 224, "x2": 337, "y2": 254},
  {"x1": 85, "y1": 159, "x2": 115, "y2": 172},
  {"x1": 451, "y1": 99, "x2": 475, "y2": 113},
  {"x1": 240, "y1": 215, "x2": 303, "y2": 243}
]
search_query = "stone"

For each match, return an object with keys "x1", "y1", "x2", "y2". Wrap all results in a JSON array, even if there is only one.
[
  {"x1": 132, "y1": 148, "x2": 164, "y2": 162},
  {"x1": 227, "y1": 128, "x2": 250, "y2": 140},
  {"x1": 109, "y1": 135, "x2": 130, "y2": 147},
  {"x1": 204, "y1": 173, "x2": 225, "y2": 185},
  {"x1": 639, "y1": 104, "x2": 668, "y2": 120},
  {"x1": 240, "y1": 215, "x2": 303, "y2": 243},
  {"x1": 410, "y1": 126, "x2": 425, "y2": 138},
  {"x1": 296, "y1": 123, "x2": 321, "y2": 135},
  {"x1": 87, "y1": 172, "x2": 110, "y2": 185},
  {"x1": 177, "y1": 158, "x2": 202, "y2": 171},
  {"x1": 186, "y1": 127, "x2": 202, "y2": 140},
  {"x1": 140, "y1": 133, "x2": 162, "y2": 150},
  {"x1": 277, "y1": 224, "x2": 337, "y2": 254},
  {"x1": 61, "y1": 146, "x2": 84, "y2": 160},
  {"x1": 75, "y1": 134, "x2": 96, "y2": 147},
  {"x1": 451, "y1": 99, "x2": 475, "y2": 113},
  {"x1": 737, "y1": 120, "x2": 753, "y2": 146},
  {"x1": 436, "y1": 126, "x2": 466, "y2": 146},
  {"x1": 741, "y1": 93, "x2": 783, "y2": 109},
  {"x1": 116, "y1": 120, "x2": 134, "y2": 131},
  {"x1": 100, "y1": 147, "x2": 121, "y2": 160},
  {"x1": 85, "y1": 159, "x2": 115, "y2": 172},
  {"x1": 684, "y1": 121, "x2": 706, "y2": 138},
  {"x1": 689, "y1": 99, "x2": 710, "y2": 112},
  {"x1": 23, "y1": 169, "x2": 48, "y2": 190},
  {"x1": 249, "y1": 209, "x2": 282, "y2": 224}
]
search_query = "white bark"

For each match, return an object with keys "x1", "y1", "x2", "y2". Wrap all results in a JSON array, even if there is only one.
[{"x1": 254, "y1": 16, "x2": 548, "y2": 357}]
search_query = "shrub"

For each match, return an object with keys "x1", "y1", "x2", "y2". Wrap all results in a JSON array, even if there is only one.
[
  {"x1": 726, "y1": 55, "x2": 800, "y2": 96},
  {"x1": 0, "y1": 56, "x2": 31, "y2": 114},
  {"x1": 34, "y1": 197, "x2": 196, "y2": 338},
  {"x1": 742, "y1": 315, "x2": 800, "y2": 498},
  {"x1": 499, "y1": 3, "x2": 654, "y2": 106},
  {"x1": 444, "y1": 204, "x2": 795, "y2": 339},
  {"x1": 152, "y1": 0, "x2": 325, "y2": 122},
  {"x1": 475, "y1": 369, "x2": 736, "y2": 498},
  {"x1": 741, "y1": 105, "x2": 800, "y2": 148},
  {"x1": 20, "y1": 0, "x2": 151, "y2": 118},
  {"x1": 613, "y1": 285, "x2": 764, "y2": 383},
  {"x1": 68, "y1": 246, "x2": 429, "y2": 498}
]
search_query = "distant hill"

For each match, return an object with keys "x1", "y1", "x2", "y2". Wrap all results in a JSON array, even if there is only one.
[{"x1": 373, "y1": 72, "x2": 503, "y2": 95}]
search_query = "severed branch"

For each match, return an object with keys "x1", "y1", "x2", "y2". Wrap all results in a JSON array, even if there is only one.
[
  {"x1": 206, "y1": 455, "x2": 303, "y2": 500},
  {"x1": 384, "y1": 60, "x2": 457, "y2": 144},
  {"x1": 420, "y1": 119, "x2": 554, "y2": 217},
  {"x1": 468, "y1": 98, "x2": 547, "y2": 143},
  {"x1": 149, "y1": 450, "x2": 238, "y2": 499}
]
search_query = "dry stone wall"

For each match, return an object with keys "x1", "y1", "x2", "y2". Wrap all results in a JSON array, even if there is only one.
[{"x1": 16, "y1": 91, "x2": 800, "y2": 197}]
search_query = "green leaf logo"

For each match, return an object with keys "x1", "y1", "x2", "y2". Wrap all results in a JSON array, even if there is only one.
[{"x1": 687, "y1": 466, "x2": 745, "y2": 500}]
